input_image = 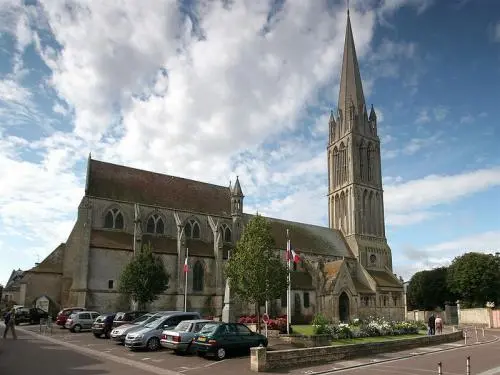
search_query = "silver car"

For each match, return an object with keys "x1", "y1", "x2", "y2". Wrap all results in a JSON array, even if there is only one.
[
  {"x1": 160, "y1": 319, "x2": 212, "y2": 354},
  {"x1": 125, "y1": 312, "x2": 201, "y2": 351},
  {"x1": 110, "y1": 312, "x2": 161, "y2": 343},
  {"x1": 65, "y1": 311, "x2": 100, "y2": 332}
]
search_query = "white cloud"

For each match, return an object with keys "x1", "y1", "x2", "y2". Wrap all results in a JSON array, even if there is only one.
[
  {"x1": 415, "y1": 106, "x2": 448, "y2": 124},
  {"x1": 433, "y1": 105, "x2": 448, "y2": 121},
  {"x1": 460, "y1": 114, "x2": 474, "y2": 124},
  {"x1": 397, "y1": 231, "x2": 500, "y2": 280},
  {"x1": 384, "y1": 166, "x2": 500, "y2": 224},
  {"x1": 415, "y1": 108, "x2": 430, "y2": 124},
  {"x1": 494, "y1": 21, "x2": 500, "y2": 42}
]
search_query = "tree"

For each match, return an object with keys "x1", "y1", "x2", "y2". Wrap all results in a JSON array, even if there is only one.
[
  {"x1": 406, "y1": 267, "x2": 457, "y2": 310},
  {"x1": 225, "y1": 215, "x2": 288, "y2": 332},
  {"x1": 119, "y1": 242, "x2": 170, "y2": 309},
  {"x1": 447, "y1": 252, "x2": 500, "y2": 308}
]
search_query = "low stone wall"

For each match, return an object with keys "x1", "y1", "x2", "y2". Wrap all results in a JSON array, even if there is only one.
[
  {"x1": 250, "y1": 331, "x2": 463, "y2": 372},
  {"x1": 459, "y1": 308, "x2": 494, "y2": 328},
  {"x1": 277, "y1": 334, "x2": 333, "y2": 348}
]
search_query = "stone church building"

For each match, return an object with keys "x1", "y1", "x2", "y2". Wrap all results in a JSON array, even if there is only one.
[{"x1": 19, "y1": 11, "x2": 403, "y2": 322}]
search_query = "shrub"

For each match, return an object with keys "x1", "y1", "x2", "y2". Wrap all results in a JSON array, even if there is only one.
[{"x1": 312, "y1": 313, "x2": 330, "y2": 334}]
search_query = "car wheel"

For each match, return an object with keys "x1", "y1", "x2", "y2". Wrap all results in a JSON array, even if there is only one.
[
  {"x1": 215, "y1": 347, "x2": 226, "y2": 360},
  {"x1": 147, "y1": 337, "x2": 160, "y2": 351},
  {"x1": 73, "y1": 324, "x2": 82, "y2": 333}
]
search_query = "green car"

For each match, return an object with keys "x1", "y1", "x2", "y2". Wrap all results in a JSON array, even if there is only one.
[{"x1": 193, "y1": 322, "x2": 268, "y2": 360}]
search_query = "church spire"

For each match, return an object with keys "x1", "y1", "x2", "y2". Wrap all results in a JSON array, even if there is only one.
[{"x1": 338, "y1": 9, "x2": 366, "y2": 116}]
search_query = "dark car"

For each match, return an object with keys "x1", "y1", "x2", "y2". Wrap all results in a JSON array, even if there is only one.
[
  {"x1": 113, "y1": 311, "x2": 148, "y2": 327},
  {"x1": 55, "y1": 307, "x2": 86, "y2": 328},
  {"x1": 92, "y1": 313, "x2": 116, "y2": 338},
  {"x1": 192, "y1": 322, "x2": 268, "y2": 360},
  {"x1": 14, "y1": 307, "x2": 49, "y2": 325}
]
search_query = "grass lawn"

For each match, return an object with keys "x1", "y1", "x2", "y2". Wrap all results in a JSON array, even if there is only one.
[{"x1": 292, "y1": 325, "x2": 427, "y2": 346}]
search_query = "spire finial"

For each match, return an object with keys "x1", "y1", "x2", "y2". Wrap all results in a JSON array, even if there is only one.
[{"x1": 347, "y1": 0, "x2": 350, "y2": 15}]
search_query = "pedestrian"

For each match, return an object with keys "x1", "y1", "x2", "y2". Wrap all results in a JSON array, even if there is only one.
[
  {"x1": 3, "y1": 308, "x2": 18, "y2": 339},
  {"x1": 428, "y1": 313, "x2": 436, "y2": 336},
  {"x1": 435, "y1": 315, "x2": 443, "y2": 334}
]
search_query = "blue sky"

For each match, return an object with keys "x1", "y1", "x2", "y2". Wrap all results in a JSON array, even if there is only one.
[{"x1": 0, "y1": 0, "x2": 499, "y2": 286}]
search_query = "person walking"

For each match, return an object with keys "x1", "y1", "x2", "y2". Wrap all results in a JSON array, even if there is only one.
[
  {"x1": 435, "y1": 315, "x2": 443, "y2": 334},
  {"x1": 428, "y1": 313, "x2": 436, "y2": 336},
  {"x1": 3, "y1": 308, "x2": 18, "y2": 339}
]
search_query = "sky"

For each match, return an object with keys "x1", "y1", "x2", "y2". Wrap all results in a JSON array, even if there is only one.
[{"x1": 1, "y1": 0, "x2": 499, "y2": 286}]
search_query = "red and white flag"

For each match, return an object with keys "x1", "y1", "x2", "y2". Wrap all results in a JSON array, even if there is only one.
[
  {"x1": 291, "y1": 248, "x2": 300, "y2": 264},
  {"x1": 183, "y1": 255, "x2": 189, "y2": 273}
]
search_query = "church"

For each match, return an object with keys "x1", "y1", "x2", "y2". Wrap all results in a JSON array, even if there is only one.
[{"x1": 17, "y1": 11, "x2": 404, "y2": 323}]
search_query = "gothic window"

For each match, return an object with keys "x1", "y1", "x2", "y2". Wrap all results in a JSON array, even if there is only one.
[
  {"x1": 146, "y1": 214, "x2": 165, "y2": 234},
  {"x1": 193, "y1": 261, "x2": 204, "y2": 292},
  {"x1": 185, "y1": 219, "x2": 201, "y2": 239},
  {"x1": 359, "y1": 144, "x2": 365, "y2": 180},
  {"x1": 303, "y1": 292, "x2": 310, "y2": 308},
  {"x1": 223, "y1": 226, "x2": 232, "y2": 242},
  {"x1": 104, "y1": 208, "x2": 124, "y2": 229},
  {"x1": 367, "y1": 144, "x2": 374, "y2": 181}
]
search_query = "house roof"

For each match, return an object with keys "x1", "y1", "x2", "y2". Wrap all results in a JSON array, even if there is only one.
[
  {"x1": 86, "y1": 159, "x2": 232, "y2": 217},
  {"x1": 243, "y1": 214, "x2": 353, "y2": 258},
  {"x1": 90, "y1": 230, "x2": 134, "y2": 251},
  {"x1": 367, "y1": 270, "x2": 402, "y2": 288},
  {"x1": 5, "y1": 269, "x2": 24, "y2": 289}
]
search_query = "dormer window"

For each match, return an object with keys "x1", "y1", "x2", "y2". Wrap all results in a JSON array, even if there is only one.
[
  {"x1": 184, "y1": 219, "x2": 200, "y2": 239},
  {"x1": 104, "y1": 208, "x2": 124, "y2": 230},
  {"x1": 146, "y1": 214, "x2": 165, "y2": 234}
]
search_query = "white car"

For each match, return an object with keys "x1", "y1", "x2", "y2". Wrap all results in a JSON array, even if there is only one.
[
  {"x1": 65, "y1": 311, "x2": 100, "y2": 332},
  {"x1": 110, "y1": 312, "x2": 163, "y2": 343}
]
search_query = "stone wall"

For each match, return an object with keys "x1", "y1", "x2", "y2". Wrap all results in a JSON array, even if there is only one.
[
  {"x1": 21, "y1": 272, "x2": 62, "y2": 308},
  {"x1": 250, "y1": 331, "x2": 463, "y2": 372},
  {"x1": 459, "y1": 308, "x2": 494, "y2": 328}
]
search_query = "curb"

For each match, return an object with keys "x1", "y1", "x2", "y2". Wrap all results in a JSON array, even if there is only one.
[
  {"x1": 297, "y1": 334, "x2": 500, "y2": 375},
  {"x1": 16, "y1": 326, "x2": 182, "y2": 375}
]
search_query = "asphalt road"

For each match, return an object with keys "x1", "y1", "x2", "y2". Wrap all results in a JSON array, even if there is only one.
[{"x1": 1, "y1": 324, "x2": 499, "y2": 375}]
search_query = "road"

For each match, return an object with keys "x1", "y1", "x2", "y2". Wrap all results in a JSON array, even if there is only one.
[{"x1": 1, "y1": 324, "x2": 499, "y2": 375}]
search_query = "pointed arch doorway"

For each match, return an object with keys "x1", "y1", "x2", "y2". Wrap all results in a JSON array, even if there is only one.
[{"x1": 339, "y1": 292, "x2": 350, "y2": 323}]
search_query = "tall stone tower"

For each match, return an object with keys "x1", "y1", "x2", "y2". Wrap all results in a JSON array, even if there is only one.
[{"x1": 327, "y1": 10, "x2": 393, "y2": 271}]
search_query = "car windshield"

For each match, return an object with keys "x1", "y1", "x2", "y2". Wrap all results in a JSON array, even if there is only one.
[
  {"x1": 174, "y1": 321, "x2": 191, "y2": 332},
  {"x1": 132, "y1": 314, "x2": 152, "y2": 324},
  {"x1": 198, "y1": 323, "x2": 219, "y2": 335},
  {"x1": 143, "y1": 317, "x2": 163, "y2": 329}
]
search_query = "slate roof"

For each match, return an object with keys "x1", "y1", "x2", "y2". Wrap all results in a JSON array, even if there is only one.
[
  {"x1": 291, "y1": 272, "x2": 315, "y2": 290},
  {"x1": 86, "y1": 159, "x2": 232, "y2": 217},
  {"x1": 243, "y1": 214, "x2": 353, "y2": 258},
  {"x1": 367, "y1": 270, "x2": 402, "y2": 288},
  {"x1": 5, "y1": 269, "x2": 24, "y2": 289}
]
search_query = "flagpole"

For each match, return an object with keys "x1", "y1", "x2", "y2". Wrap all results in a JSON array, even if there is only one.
[
  {"x1": 286, "y1": 229, "x2": 291, "y2": 335},
  {"x1": 184, "y1": 247, "x2": 189, "y2": 312}
]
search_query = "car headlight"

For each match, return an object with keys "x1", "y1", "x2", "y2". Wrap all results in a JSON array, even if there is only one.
[{"x1": 136, "y1": 334, "x2": 144, "y2": 339}]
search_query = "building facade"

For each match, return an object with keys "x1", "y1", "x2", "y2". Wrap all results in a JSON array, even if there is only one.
[{"x1": 18, "y1": 11, "x2": 403, "y2": 322}]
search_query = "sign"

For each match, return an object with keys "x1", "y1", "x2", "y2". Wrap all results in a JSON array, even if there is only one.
[
  {"x1": 262, "y1": 313, "x2": 269, "y2": 324},
  {"x1": 36, "y1": 296, "x2": 50, "y2": 312}
]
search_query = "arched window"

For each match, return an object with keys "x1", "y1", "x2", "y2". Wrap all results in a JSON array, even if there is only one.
[
  {"x1": 104, "y1": 208, "x2": 124, "y2": 229},
  {"x1": 146, "y1": 214, "x2": 165, "y2": 234},
  {"x1": 367, "y1": 144, "x2": 374, "y2": 181},
  {"x1": 359, "y1": 143, "x2": 365, "y2": 180},
  {"x1": 193, "y1": 261, "x2": 204, "y2": 292},
  {"x1": 184, "y1": 219, "x2": 201, "y2": 239},
  {"x1": 223, "y1": 226, "x2": 232, "y2": 242}
]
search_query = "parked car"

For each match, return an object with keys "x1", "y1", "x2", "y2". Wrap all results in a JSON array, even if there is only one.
[
  {"x1": 192, "y1": 322, "x2": 268, "y2": 360},
  {"x1": 92, "y1": 313, "x2": 116, "y2": 338},
  {"x1": 161, "y1": 319, "x2": 212, "y2": 354},
  {"x1": 55, "y1": 307, "x2": 86, "y2": 328},
  {"x1": 13, "y1": 307, "x2": 49, "y2": 325},
  {"x1": 110, "y1": 312, "x2": 159, "y2": 343},
  {"x1": 65, "y1": 311, "x2": 100, "y2": 332},
  {"x1": 125, "y1": 312, "x2": 201, "y2": 351},
  {"x1": 113, "y1": 311, "x2": 148, "y2": 327}
]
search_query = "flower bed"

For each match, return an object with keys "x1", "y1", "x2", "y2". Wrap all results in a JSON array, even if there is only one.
[
  {"x1": 238, "y1": 314, "x2": 288, "y2": 333},
  {"x1": 312, "y1": 315, "x2": 426, "y2": 340}
]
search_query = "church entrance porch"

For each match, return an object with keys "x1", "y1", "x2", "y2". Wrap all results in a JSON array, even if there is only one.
[{"x1": 339, "y1": 292, "x2": 349, "y2": 322}]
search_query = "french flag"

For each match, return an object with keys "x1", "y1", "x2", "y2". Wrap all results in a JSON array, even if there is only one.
[
  {"x1": 286, "y1": 240, "x2": 300, "y2": 263},
  {"x1": 183, "y1": 254, "x2": 189, "y2": 273}
]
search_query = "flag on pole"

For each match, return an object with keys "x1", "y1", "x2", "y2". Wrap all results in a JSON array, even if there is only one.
[
  {"x1": 291, "y1": 248, "x2": 300, "y2": 263},
  {"x1": 183, "y1": 254, "x2": 189, "y2": 273}
]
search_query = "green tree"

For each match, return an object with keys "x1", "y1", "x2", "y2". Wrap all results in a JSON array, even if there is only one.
[
  {"x1": 407, "y1": 267, "x2": 456, "y2": 310},
  {"x1": 119, "y1": 242, "x2": 170, "y2": 309},
  {"x1": 225, "y1": 215, "x2": 288, "y2": 332},
  {"x1": 447, "y1": 252, "x2": 500, "y2": 307}
]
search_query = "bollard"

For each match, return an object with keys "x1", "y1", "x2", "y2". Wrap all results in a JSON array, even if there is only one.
[
  {"x1": 464, "y1": 330, "x2": 467, "y2": 345},
  {"x1": 482, "y1": 327, "x2": 485, "y2": 337},
  {"x1": 438, "y1": 361, "x2": 443, "y2": 375},
  {"x1": 475, "y1": 327, "x2": 479, "y2": 343},
  {"x1": 466, "y1": 356, "x2": 470, "y2": 375}
]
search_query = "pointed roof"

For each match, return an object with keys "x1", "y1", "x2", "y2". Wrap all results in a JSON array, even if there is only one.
[
  {"x1": 338, "y1": 10, "x2": 366, "y2": 114},
  {"x1": 232, "y1": 176, "x2": 244, "y2": 197}
]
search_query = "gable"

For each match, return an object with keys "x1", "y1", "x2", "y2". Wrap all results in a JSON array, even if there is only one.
[
  {"x1": 87, "y1": 159, "x2": 231, "y2": 217},
  {"x1": 331, "y1": 262, "x2": 357, "y2": 296}
]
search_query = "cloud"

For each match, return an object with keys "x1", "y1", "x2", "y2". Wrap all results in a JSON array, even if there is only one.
[
  {"x1": 460, "y1": 114, "x2": 474, "y2": 124},
  {"x1": 415, "y1": 109, "x2": 431, "y2": 124},
  {"x1": 382, "y1": 132, "x2": 442, "y2": 160},
  {"x1": 494, "y1": 21, "x2": 500, "y2": 42},
  {"x1": 414, "y1": 106, "x2": 448, "y2": 124},
  {"x1": 397, "y1": 231, "x2": 500, "y2": 280},
  {"x1": 384, "y1": 166, "x2": 500, "y2": 225}
]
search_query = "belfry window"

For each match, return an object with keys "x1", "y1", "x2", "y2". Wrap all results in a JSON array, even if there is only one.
[
  {"x1": 185, "y1": 219, "x2": 201, "y2": 239},
  {"x1": 104, "y1": 208, "x2": 124, "y2": 230},
  {"x1": 146, "y1": 214, "x2": 165, "y2": 234}
]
